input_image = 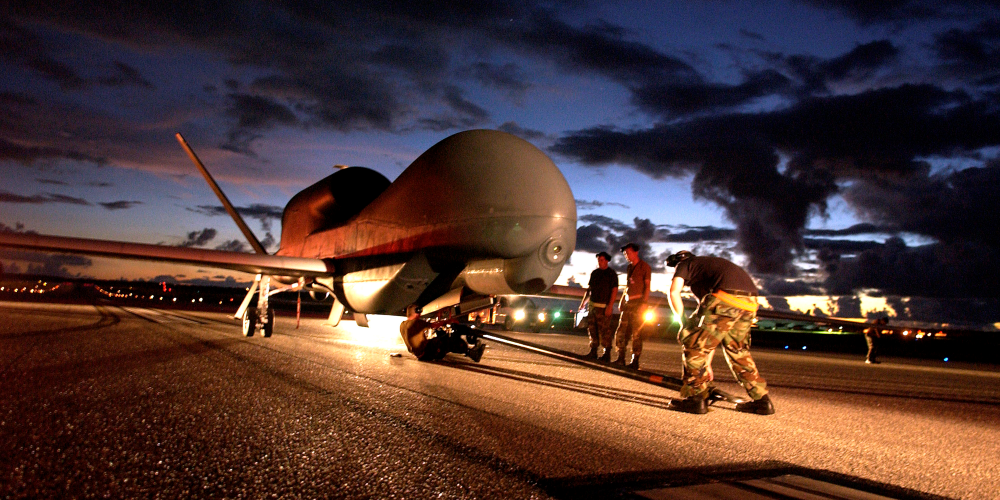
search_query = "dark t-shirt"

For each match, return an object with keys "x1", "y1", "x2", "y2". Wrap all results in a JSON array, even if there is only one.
[
  {"x1": 588, "y1": 267, "x2": 618, "y2": 304},
  {"x1": 673, "y1": 256, "x2": 757, "y2": 300},
  {"x1": 625, "y1": 259, "x2": 652, "y2": 301}
]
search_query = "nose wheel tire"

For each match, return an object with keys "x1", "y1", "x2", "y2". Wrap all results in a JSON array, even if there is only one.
[
  {"x1": 262, "y1": 309, "x2": 274, "y2": 337},
  {"x1": 243, "y1": 307, "x2": 257, "y2": 337}
]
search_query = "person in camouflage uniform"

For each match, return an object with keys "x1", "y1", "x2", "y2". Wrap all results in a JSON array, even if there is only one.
[
  {"x1": 612, "y1": 243, "x2": 652, "y2": 369},
  {"x1": 665, "y1": 251, "x2": 774, "y2": 415},
  {"x1": 584, "y1": 251, "x2": 618, "y2": 360},
  {"x1": 400, "y1": 305, "x2": 485, "y2": 362}
]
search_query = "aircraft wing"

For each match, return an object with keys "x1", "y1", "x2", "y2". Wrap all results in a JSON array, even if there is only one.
[{"x1": 0, "y1": 232, "x2": 333, "y2": 277}]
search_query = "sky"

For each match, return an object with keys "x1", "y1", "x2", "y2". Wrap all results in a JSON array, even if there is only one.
[{"x1": 2, "y1": 1, "x2": 999, "y2": 328}]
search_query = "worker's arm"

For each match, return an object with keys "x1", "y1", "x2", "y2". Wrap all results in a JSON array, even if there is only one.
[
  {"x1": 669, "y1": 276, "x2": 685, "y2": 321},
  {"x1": 642, "y1": 267, "x2": 651, "y2": 313}
]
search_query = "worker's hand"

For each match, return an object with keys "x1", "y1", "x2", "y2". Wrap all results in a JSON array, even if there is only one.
[{"x1": 683, "y1": 314, "x2": 698, "y2": 331}]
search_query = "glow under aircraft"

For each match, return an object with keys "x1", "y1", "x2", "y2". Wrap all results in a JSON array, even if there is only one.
[{"x1": 0, "y1": 130, "x2": 578, "y2": 336}]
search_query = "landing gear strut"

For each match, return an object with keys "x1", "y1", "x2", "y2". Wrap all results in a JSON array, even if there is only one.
[{"x1": 236, "y1": 274, "x2": 273, "y2": 337}]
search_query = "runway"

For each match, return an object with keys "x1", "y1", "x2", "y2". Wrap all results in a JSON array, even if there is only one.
[{"x1": 2, "y1": 301, "x2": 998, "y2": 499}]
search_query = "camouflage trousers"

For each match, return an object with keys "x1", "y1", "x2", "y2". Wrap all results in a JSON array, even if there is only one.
[
  {"x1": 678, "y1": 294, "x2": 768, "y2": 400},
  {"x1": 614, "y1": 300, "x2": 648, "y2": 356},
  {"x1": 587, "y1": 302, "x2": 615, "y2": 350}
]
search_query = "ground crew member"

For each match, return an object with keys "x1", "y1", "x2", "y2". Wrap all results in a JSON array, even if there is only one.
[
  {"x1": 612, "y1": 243, "x2": 651, "y2": 369},
  {"x1": 400, "y1": 305, "x2": 485, "y2": 362},
  {"x1": 864, "y1": 317, "x2": 887, "y2": 364},
  {"x1": 665, "y1": 251, "x2": 774, "y2": 415},
  {"x1": 583, "y1": 251, "x2": 618, "y2": 360}
]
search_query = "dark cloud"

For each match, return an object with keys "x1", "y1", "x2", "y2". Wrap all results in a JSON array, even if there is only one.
[
  {"x1": 0, "y1": 91, "x2": 36, "y2": 106},
  {"x1": 500, "y1": 12, "x2": 701, "y2": 88},
  {"x1": 259, "y1": 232, "x2": 276, "y2": 251},
  {"x1": 0, "y1": 248, "x2": 93, "y2": 278},
  {"x1": 225, "y1": 93, "x2": 298, "y2": 131},
  {"x1": 0, "y1": 138, "x2": 106, "y2": 165},
  {"x1": 214, "y1": 239, "x2": 248, "y2": 252},
  {"x1": 774, "y1": 40, "x2": 899, "y2": 93},
  {"x1": 801, "y1": 222, "x2": 890, "y2": 255},
  {"x1": 99, "y1": 200, "x2": 143, "y2": 211},
  {"x1": 0, "y1": 221, "x2": 37, "y2": 234},
  {"x1": 179, "y1": 228, "x2": 217, "y2": 248},
  {"x1": 800, "y1": 0, "x2": 943, "y2": 25},
  {"x1": 575, "y1": 223, "x2": 611, "y2": 254},
  {"x1": 739, "y1": 29, "x2": 765, "y2": 42},
  {"x1": 575, "y1": 199, "x2": 629, "y2": 210},
  {"x1": 222, "y1": 93, "x2": 299, "y2": 155},
  {"x1": 368, "y1": 42, "x2": 449, "y2": 79},
  {"x1": 932, "y1": 19, "x2": 1000, "y2": 85},
  {"x1": 842, "y1": 161, "x2": 1000, "y2": 247},
  {"x1": 188, "y1": 203, "x2": 283, "y2": 232},
  {"x1": 0, "y1": 190, "x2": 90, "y2": 205},
  {"x1": 578, "y1": 214, "x2": 631, "y2": 233},
  {"x1": 759, "y1": 277, "x2": 824, "y2": 296},
  {"x1": 554, "y1": 83, "x2": 1000, "y2": 276},
  {"x1": 804, "y1": 222, "x2": 889, "y2": 237},
  {"x1": 577, "y1": 215, "x2": 742, "y2": 269},
  {"x1": 0, "y1": 17, "x2": 85, "y2": 90},
  {"x1": 463, "y1": 62, "x2": 531, "y2": 99},
  {"x1": 803, "y1": 238, "x2": 881, "y2": 253},
  {"x1": 632, "y1": 69, "x2": 792, "y2": 117},
  {"x1": 822, "y1": 236, "x2": 1000, "y2": 297},
  {"x1": 497, "y1": 122, "x2": 548, "y2": 141},
  {"x1": 4, "y1": 1, "x2": 710, "y2": 156},
  {"x1": 574, "y1": 216, "x2": 661, "y2": 270},
  {"x1": 443, "y1": 85, "x2": 490, "y2": 122},
  {"x1": 884, "y1": 295, "x2": 1000, "y2": 328},
  {"x1": 43, "y1": 193, "x2": 90, "y2": 205},
  {"x1": 99, "y1": 61, "x2": 155, "y2": 89},
  {"x1": 35, "y1": 178, "x2": 67, "y2": 185},
  {"x1": 661, "y1": 226, "x2": 735, "y2": 243}
]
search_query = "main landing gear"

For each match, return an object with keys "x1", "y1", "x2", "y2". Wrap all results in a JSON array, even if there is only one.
[
  {"x1": 242, "y1": 306, "x2": 274, "y2": 337},
  {"x1": 237, "y1": 274, "x2": 274, "y2": 337}
]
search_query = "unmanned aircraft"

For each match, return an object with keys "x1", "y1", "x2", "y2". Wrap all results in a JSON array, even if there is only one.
[{"x1": 0, "y1": 130, "x2": 577, "y2": 336}]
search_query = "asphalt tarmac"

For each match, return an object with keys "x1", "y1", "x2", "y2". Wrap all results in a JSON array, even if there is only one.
[{"x1": 2, "y1": 301, "x2": 998, "y2": 499}]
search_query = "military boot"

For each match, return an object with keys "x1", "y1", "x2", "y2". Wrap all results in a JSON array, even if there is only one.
[
  {"x1": 597, "y1": 349, "x2": 611, "y2": 362},
  {"x1": 584, "y1": 346, "x2": 598, "y2": 359},
  {"x1": 467, "y1": 341, "x2": 486, "y2": 363},
  {"x1": 669, "y1": 395, "x2": 708, "y2": 414},
  {"x1": 626, "y1": 353, "x2": 640, "y2": 370},
  {"x1": 735, "y1": 394, "x2": 775, "y2": 415},
  {"x1": 613, "y1": 351, "x2": 627, "y2": 365}
]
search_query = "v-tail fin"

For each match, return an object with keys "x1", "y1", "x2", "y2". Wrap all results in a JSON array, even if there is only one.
[{"x1": 176, "y1": 133, "x2": 268, "y2": 255}]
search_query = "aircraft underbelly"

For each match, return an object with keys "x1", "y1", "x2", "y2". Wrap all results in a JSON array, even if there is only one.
[{"x1": 340, "y1": 253, "x2": 437, "y2": 314}]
